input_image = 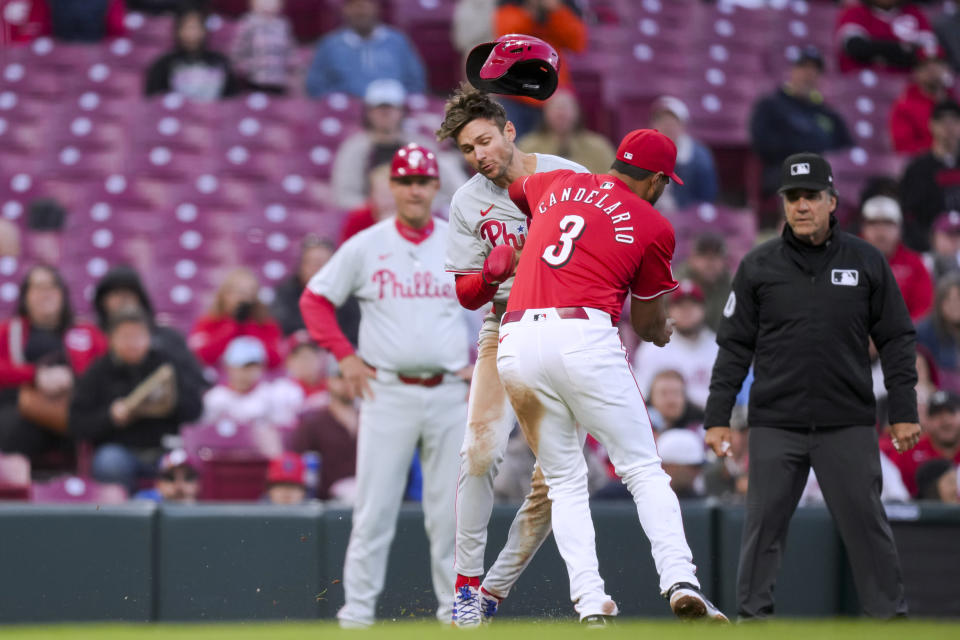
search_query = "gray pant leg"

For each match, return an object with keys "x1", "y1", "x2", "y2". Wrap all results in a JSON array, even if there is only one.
[
  {"x1": 737, "y1": 427, "x2": 811, "y2": 619},
  {"x1": 810, "y1": 426, "x2": 908, "y2": 618}
]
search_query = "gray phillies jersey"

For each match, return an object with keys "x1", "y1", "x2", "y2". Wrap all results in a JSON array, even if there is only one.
[{"x1": 444, "y1": 153, "x2": 589, "y2": 307}]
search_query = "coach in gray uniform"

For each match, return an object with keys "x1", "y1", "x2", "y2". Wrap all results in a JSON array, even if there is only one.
[{"x1": 703, "y1": 152, "x2": 921, "y2": 619}]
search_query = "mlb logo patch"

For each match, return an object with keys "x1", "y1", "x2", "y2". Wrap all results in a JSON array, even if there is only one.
[
  {"x1": 623, "y1": 152, "x2": 634, "y2": 160},
  {"x1": 600, "y1": 181, "x2": 614, "y2": 190},
  {"x1": 831, "y1": 269, "x2": 859, "y2": 286},
  {"x1": 790, "y1": 162, "x2": 811, "y2": 176},
  {"x1": 533, "y1": 313, "x2": 546, "y2": 321}
]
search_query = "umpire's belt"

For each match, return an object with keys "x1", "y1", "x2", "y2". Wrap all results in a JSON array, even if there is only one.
[{"x1": 501, "y1": 306, "x2": 590, "y2": 325}]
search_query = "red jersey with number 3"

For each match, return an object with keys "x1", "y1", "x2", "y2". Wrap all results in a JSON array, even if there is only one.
[{"x1": 506, "y1": 170, "x2": 678, "y2": 322}]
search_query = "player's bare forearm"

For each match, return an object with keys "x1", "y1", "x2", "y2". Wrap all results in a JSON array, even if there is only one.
[{"x1": 630, "y1": 297, "x2": 672, "y2": 346}]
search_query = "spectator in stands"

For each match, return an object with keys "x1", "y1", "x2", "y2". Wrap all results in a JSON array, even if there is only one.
[
  {"x1": 271, "y1": 235, "x2": 334, "y2": 335},
  {"x1": 633, "y1": 281, "x2": 718, "y2": 410},
  {"x1": 145, "y1": 4, "x2": 241, "y2": 101},
  {"x1": 656, "y1": 429, "x2": 707, "y2": 499},
  {"x1": 291, "y1": 369, "x2": 359, "y2": 501},
  {"x1": 94, "y1": 265, "x2": 207, "y2": 397},
  {"x1": 46, "y1": 0, "x2": 125, "y2": 41},
  {"x1": 646, "y1": 370, "x2": 705, "y2": 433},
  {"x1": 230, "y1": 0, "x2": 295, "y2": 95},
  {"x1": 25, "y1": 198, "x2": 66, "y2": 267},
  {"x1": 189, "y1": 266, "x2": 283, "y2": 369},
  {"x1": 0, "y1": 0, "x2": 124, "y2": 44},
  {"x1": 332, "y1": 79, "x2": 466, "y2": 213},
  {"x1": 305, "y1": 0, "x2": 426, "y2": 98},
  {"x1": 283, "y1": 330, "x2": 329, "y2": 407},
  {"x1": 201, "y1": 336, "x2": 303, "y2": 429},
  {"x1": 881, "y1": 389, "x2": 960, "y2": 496},
  {"x1": 265, "y1": 452, "x2": 307, "y2": 504},
  {"x1": 134, "y1": 449, "x2": 199, "y2": 503},
  {"x1": 751, "y1": 46, "x2": 852, "y2": 197},
  {"x1": 492, "y1": 0, "x2": 587, "y2": 137},
  {"x1": 126, "y1": 0, "x2": 182, "y2": 13},
  {"x1": 859, "y1": 195, "x2": 933, "y2": 320},
  {"x1": 0, "y1": 219, "x2": 20, "y2": 258},
  {"x1": 452, "y1": 0, "x2": 495, "y2": 56},
  {"x1": 70, "y1": 309, "x2": 203, "y2": 493},
  {"x1": 647, "y1": 95, "x2": 717, "y2": 211},
  {"x1": 917, "y1": 275, "x2": 960, "y2": 391},
  {"x1": 835, "y1": 0, "x2": 940, "y2": 74},
  {"x1": 676, "y1": 232, "x2": 732, "y2": 332},
  {"x1": 935, "y1": 0, "x2": 960, "y2": 73},
  {"x1": 900, "y1": 100, "x2": 960, "y2": 251},
  {"x1": 0, "y1": 266, "x2": 106, "y2": 461},
  {"x1": 703, "y1": 407, "x2": 749, "y2": 502},
  {"x1": 890, "y1": 51, "x2": 956, "y2": 155},
  {"x1": 516, "y1": 88, "x2": 615, "y2": 174},
  {"x1": 338, "y1": 163, "x2": 397, "y2": 245},
  {"x1": 929, "y1": 210, "x2": 960, "y2": 279},
  {"x1": 915, "y1": 458, "x2": 959, "y2": 502}
]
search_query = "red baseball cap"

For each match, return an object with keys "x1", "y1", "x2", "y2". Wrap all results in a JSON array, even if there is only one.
[
  {"x1": 391, "y1": 143, "x2": 439, "y2": 179},
  {"x1": 267, "y1": 452, "x2": 305, "y2": 486},
  {"x1": 670, "y1": 279, "x2": 704, "y2": 303},
  {"x1": 614, "y1": 128, "x2": 683, "y2": 185}
]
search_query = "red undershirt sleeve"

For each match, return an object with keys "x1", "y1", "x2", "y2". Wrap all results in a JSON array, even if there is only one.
[
  {"x1": 298, "y1": 289, "x2": 355, "y2": 361},
  {"x1": 455, "y1": 273, "x2": 498, "y2": 311}
]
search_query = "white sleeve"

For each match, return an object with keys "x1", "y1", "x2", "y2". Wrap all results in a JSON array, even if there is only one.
[
  {"x1": 305, "y1": 235, "x2": 365, "y2": 305},
  {"x1": 445, "y1": 196, "x2": 486, "y2": 273}
]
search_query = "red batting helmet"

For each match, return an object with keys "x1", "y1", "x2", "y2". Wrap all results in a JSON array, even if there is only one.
[
  {"x1": 391, "y1": 143, "x2": 439, "y2": 179},
  {"x1": 466, "y1": 34, "x2": 560, "y2": 101}
]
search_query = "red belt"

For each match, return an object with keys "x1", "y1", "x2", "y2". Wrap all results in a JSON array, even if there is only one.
[
  {"x1": 368, "y1": 365, "x2": 446, "y2": 387},
  {"x1": 501, "y1": 306, "x2": 590, "y2": 325},
  {"x1": 397, "y1": 373, "x2": 444, "y2": 387}
]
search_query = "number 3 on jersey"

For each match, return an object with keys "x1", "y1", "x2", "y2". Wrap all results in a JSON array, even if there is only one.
[{"x1": 541, "y1": 215, "x2": 585, "y2": 268}]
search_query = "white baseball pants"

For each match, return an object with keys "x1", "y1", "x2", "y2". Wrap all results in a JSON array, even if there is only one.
[
  {"x1": 337, "y1": 375, "x2": 467, "y2": 627},
  {"x1": 455, "y1": 316, "x2": 555, "y2": 598},
  {"x1": 496, "y1": 307, "x2": 700, "y2": 613}
]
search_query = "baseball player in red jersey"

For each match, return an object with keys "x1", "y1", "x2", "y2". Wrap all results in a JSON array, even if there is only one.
[{"x1": 499, "y1": 129, "x2": 728, "y2": 623}]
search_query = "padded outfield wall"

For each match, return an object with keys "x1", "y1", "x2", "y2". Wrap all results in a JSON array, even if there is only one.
[{"x1": 0, "y1": 503, "x2": 957, "y2": 623}]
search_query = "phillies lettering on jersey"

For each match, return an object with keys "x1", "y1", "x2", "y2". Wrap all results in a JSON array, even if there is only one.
[
  {"x1": 445, "y1": 153, "x2": 587, "y2": 307},
  {"x1": 307, "y1": 216, "x2": 468, "y2": 373},
  {"x1": 507, "y1": 170, "x2": 679, "y2": 321},
  {"x1": 372, "y1": 270, "x2": 457, "y2": 300}
]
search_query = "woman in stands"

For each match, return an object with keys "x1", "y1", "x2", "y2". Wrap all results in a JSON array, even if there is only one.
[
  {"x1": 188, "y1": 266, "x2": 283, "y2": 370},
  {"x1": 144, "y1": 2, "x2": 240, "y2": 101},
  {"x1": 0, "y1": 265, "x2": 106, "y2": 464}
]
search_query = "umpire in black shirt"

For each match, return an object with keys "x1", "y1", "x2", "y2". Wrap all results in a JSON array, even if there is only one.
[{"x1": 703, "y1": 153, "x2": 921, "y2": 619}]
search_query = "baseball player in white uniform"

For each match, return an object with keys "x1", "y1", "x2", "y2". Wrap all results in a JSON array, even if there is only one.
[
  {"x1": 435, "y1": 85, "x2": 591, "y2": 625},
  {"x1": 300, "y1": 144, "x2": 470, "y2": 628}
]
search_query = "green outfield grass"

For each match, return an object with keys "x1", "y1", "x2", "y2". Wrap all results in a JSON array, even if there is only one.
[{"x1": 3, "y1": 620, "x2": 959, "y2": 640}]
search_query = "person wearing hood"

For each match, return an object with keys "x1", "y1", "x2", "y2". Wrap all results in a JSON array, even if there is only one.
[
  {"x1": 94, "y1": 265, "x2": 207, "y2": 397},
  {"x1": 69, "y1": 309, "x2": 205, "y2": 494},
  {"x1": 144, "y1": 3, "x2": 240, "y2": 101}
]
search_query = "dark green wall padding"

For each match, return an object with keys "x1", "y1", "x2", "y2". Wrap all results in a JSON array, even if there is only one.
[{"x1": 0, "y1": 502, "x2": 957, "y2": 623}]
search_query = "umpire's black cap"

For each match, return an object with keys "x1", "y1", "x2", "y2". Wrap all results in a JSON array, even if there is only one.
[{"x1": 778, "y1": 152, "x2": 834, "y2": 194}]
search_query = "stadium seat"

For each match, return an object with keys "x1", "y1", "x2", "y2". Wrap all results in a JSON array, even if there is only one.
[
  {"x1": 30, "y1": 476, "x2": 128, "y2": 504},
  {"x1": 0, "y1": 453, "x2": 31, "y2": 501},
  {"x1": 181, "y1": 420, "x2": 283, "y2": 500}
]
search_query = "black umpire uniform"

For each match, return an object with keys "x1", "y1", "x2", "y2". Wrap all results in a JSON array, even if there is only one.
[{"x1": 704, "y1": 153, "x2": 916, "y2": 618}]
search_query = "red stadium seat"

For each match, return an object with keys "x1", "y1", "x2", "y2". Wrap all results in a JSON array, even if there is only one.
[
  {"x1": 181, "y1": 420, "x2": 283, "y2": 500},
  {"x1": 30, "y1": 476, "x2": 128, "y2": 504},
  {"x1": 0, "y1": 453, "x2": 30, "y2": 501}
]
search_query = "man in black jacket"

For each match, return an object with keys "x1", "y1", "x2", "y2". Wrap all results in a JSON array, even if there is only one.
[
  {"x1": 70, "y1": 309, "x2": 204, "y2": 494},
  {"x1": 704, "y1": 153, "x2": 921, "y2": 619},
  {"x1": 750, "y1": 47, "x2": 852, "y2": 198}
]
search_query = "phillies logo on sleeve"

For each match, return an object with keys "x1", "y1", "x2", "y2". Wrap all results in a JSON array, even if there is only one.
[{"x1": 479, "y1": 219, "x2": 525, "y2": 249}]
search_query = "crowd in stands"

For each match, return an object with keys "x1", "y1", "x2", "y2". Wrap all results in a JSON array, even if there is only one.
[{"x1": 0, "y1": 0, "x2": 959, "y2": 505}]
